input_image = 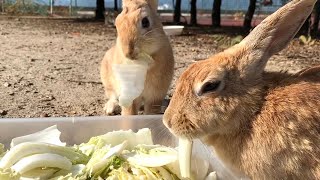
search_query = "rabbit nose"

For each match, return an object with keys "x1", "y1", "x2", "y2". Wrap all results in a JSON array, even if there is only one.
[
  {"x1": 163, "y1": 112, "x2": 173, "y2": 129},
  {"x1": 165, "y1": 119, "x2": 172, "y2": 128},
  {"x1": 123, "y1": 42, "x2": 138, "y2": 59},
  {"x1": 129, "y1": 49, "x2": 139, "y2": 59}
]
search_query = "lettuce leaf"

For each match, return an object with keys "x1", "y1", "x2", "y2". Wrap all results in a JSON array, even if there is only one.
[
  {"x1": 1, "y1": 126, "x2": 216, "y2": 180},
  {"x1": 107, "y1": 164, "x2": 177, "y2": 180},
  {"x1": 20, "y1": 168, "x2": 59, "y2": 180},
  {"x1": 0, "y1": 142, "x2": 88, "y2": 169},
  {"x1": 84, "y1": 144, "x2": 110, "y2": 175},
  {"x1": 123, "y1": 144, "x2": 178, "y2": 167},
  {"x1": 49, "y1": 164, "x2": 86, "y2": 180},
  {"x1": 10, "y1": 125, "x2": 66, "y2": 148},
  {"x1": 87, "y1": 141, "x2": 128, "y2": 175},
  {"x1": 0, "y1": 168, "x2": 20, "y2": 180},
  {"x1": 96, "y1": 155, "x2": 126, "y2": 178},
  {"x1": 0, "y1": 143, "x2": 6, "y2": 159},
  {"x1": 82, "y1": 128, "x2": 153, "y2": 151},
  {"x1": 165, "y1": 154, "x2": 210, "y2": 180},
  {"x1": 205, "y1": 172, "x2": 217, "y2": 180},
  {"x1": 11, "y1": 153, "x2": 72, "y2": 174}
]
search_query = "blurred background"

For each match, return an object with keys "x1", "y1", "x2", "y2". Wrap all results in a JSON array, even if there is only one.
[{"x1": 0, "y1": 0, "x2": 318, "y2": 35}]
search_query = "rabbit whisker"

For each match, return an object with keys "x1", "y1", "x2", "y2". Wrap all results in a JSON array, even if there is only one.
[{"x1": 142, "y1": 27, "x2": 162, "y2": 37}]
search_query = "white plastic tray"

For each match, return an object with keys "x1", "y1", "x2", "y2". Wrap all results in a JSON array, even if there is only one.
[
  {"x1": 0, "y1": 115, "x2": 242, "y2": 180},
  {"x1": 163, "y1": 25, "x2": 184, "y2": 36}
]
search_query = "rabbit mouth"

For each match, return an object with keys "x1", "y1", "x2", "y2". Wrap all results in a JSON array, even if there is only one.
[
  {"x1": 163, "y1": 115, "x2": 205, "y2": 139},
  {"x1": 165, "y1": 125, "x2": 204, "y2": 140},
  {"x1": 175, "y1": 131, "x2": 203, "y2": 140}
]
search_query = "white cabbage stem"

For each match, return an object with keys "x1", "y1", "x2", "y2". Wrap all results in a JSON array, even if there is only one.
[
  {"x1": 0, "y1": 142, "x2": 82, "y2": 169},
  {"x1": 125, "y1": 146, "x2": 177, "y2": 167},
  {"x1": 179, "y1": 138, "x2": 193, "y2": 179},
  {"x1": 10, "y1": 125, "x2": 65, "y2": 148},
  {"x1": 12, "y1": 153, "x2": 72, "y2": 174},
  {"x1": 19, "y1": 168, "x2": 59, "y2": 180},
  {"x1": 205, "y1": 172, "x2": 217, "y2": 180}
]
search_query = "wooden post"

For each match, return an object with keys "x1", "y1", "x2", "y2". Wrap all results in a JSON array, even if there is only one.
[
  {"x1": 298, "y1": 15, "x2": 311, "y2": 36},
  {"x1": 114, "y1": 0, "x2": 118, "y2": 11},
  {"x1": 69, "y1": 0, "x2": 72, "y2": 16},
  {"x1": 312, "y1": 0, "x2": 320, "y2": 37},
  {"x1": 190, "y1": 0, "x2": 197, "y2": 26},
  {"x1": 95, "y1": 0, "x2": 105, "y2": 20},
  {"x1": 174, "y1": 0, "x2": 182, "y2": 23},
  {"x1": 243, "y1": 0, "x2": 257, "y2": 32},
  {"x1": 75, "y1": 0, "x2": 77, "y2": 16},
  {"x1": 212, "y1": 0, "x2": 222, "y2": 27},
  {"x1": 1, "y1": 0, "x2": 4, "y2": 13},
  {"x1": 49, "y1": 0, "x2": 53, "y2": 15}
]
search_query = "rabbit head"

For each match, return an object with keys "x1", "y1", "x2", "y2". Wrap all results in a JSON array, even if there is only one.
[
  {"x1": 115, "y1": 0, "x2": 164, "y2": 59},
  {"x1": 163, "y1": 0, "x2": 317, "y2": 139}
]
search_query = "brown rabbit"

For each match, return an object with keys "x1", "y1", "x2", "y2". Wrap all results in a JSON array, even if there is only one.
[
  {"x1": 100, "y1": 0, "x2": 174, "y2": 115},
  {"x1": 163, "y1": 0, "x2": 320, "y2": 179}
]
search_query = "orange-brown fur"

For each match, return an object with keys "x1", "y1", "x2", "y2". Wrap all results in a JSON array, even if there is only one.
[
  {"x1": 163, "y1": 0, "x2": 320, "y2": 179},
  {"x1": 100, "y1": 0, "x2": 174, "y2": 115}
]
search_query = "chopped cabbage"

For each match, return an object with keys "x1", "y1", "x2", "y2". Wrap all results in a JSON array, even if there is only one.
[
  {"x1": 77, "y1": 128, "x2": 153, "y2": 151},
  {"x1": 124, "y1": 145, "x2": 178, "y2": 167},
  {"x1": 0, "y1": 168, "x2": 20, "y2": 180},
  {"x1": 11, "y1": 153, "x2": 72, "y2": 174},
  {"x1": 0, "y1": 143, "x2": 6, "y2": 159},
  {"x1": 178, "y1": 138, "x2": 193, "y2": 178},
  {"x1": 0, "y1": 142, "x2": 88, "y2": 169},
  {"x1": 19, "y1": 168, "x2": 59, "y2": 180},
  {"x1": 0, "y1": 126, "x2": 216, "y2": 180},
  {"x1": 205, "y1": 172, "x2": 217, "y2": 180},
  {"x1": 11, "y1": 125, "x2": 66, "y2": 147}
]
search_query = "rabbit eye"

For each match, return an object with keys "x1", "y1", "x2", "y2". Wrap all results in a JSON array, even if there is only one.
[
  {"x1": 141, "y1": 17, "x2": 150, "y2": 28},
  {"x1": 198, "y1": 81, "x2": 221, "y2": 96}
]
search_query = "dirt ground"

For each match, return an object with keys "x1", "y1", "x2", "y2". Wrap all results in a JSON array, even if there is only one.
[{"x1": 0, "y1": 16, "x2": 320, "y2": 118}]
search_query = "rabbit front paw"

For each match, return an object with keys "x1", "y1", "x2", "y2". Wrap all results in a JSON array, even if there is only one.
[{"x1": 104, "y1": 99, "x2": 121, "y2": 115}]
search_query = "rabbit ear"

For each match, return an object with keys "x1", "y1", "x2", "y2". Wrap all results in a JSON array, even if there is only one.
[
  {"x1": 237, "y1": 0, "x2": 316, "y2": 77},
  {"x1": 146, "y1": 0, "x2": 158, "y2": 12},
  {"x1": 122, "y1": 0, "x2": 133, "y2": 8},
  {"x1": 122, "y1": 0, "x2": 127, "y2": 7}
]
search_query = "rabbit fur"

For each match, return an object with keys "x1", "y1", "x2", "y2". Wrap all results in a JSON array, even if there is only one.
[
  {"x1": 100, "y1": 0, "x2": 174, "y2": 115},
  {"x1": 163, "y1": 0, "x2": 320, "y2": 179}
]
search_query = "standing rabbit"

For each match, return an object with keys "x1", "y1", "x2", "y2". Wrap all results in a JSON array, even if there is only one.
[
  {"x1": 101, "y1": 0, "x2": 174, "y2": 115},
  {"x1": 163, "y1": 0, "x2": 320, "y2": 179}
]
